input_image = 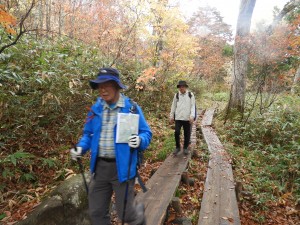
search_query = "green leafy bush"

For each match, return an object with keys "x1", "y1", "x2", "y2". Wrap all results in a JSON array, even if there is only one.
[
  {"x1": 0, "y1": 151, "x2": 59, "y2": 187},
  {"x1": 222, "y1": 96, "x2": 300, "y2": 204}
]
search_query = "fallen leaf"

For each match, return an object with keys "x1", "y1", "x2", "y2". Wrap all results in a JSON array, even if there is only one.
[{"x1": 222, "y1": 216, "x2": 234, "y2": 223}]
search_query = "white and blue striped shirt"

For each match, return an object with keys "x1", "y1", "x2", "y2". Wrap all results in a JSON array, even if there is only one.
[{"x1": 98, "y1": 94, "x2": 125, "y2": 158}]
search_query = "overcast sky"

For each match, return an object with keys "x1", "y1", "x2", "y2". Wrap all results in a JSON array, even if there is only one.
[{"x1": 175, "y1": 0, "x2": 289, "y2": 33}]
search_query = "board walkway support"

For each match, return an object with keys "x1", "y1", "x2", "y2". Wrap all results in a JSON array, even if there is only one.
[{"x1": 198, "y1": 109, "x2": 240, "y2": 225}]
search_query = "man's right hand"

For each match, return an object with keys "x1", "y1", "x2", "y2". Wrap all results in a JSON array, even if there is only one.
[{"x1": 70, "y1": 147, "x2": 82, "y2": 161}]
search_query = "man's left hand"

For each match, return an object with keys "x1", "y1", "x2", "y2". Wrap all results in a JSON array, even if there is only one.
[{"x1": 128, "y1": 134, "x2": 141, "y2": 148}]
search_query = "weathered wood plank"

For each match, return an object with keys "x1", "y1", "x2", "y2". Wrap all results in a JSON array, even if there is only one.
[
  {"x1": 136, "y1": 149, "x2": 191, "y2": 225},
  {"x1": 201, "y1": 109, "x2": 214, "y2": 126},
  {"x1": 135, "y1": 118, "x2": 198, "y2": 225},
  {"x1": 198, "y1": 116, "x2": 240, "y2": 225},
  {"x1": 198, "y1": 152, "x2": 221, "y2": 224}
]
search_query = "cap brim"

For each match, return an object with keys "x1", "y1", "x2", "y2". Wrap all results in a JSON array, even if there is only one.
[
  {"x1": 177, "y1": 85, "x2": 188, "y2": 88},
  {"x1": 89, "y1": 77, "x2": 127, "y2": 90}
]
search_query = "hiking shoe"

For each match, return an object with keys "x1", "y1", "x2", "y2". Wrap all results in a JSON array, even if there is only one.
[
  {"x1": 183, "y1": 148, "x2": 189, "y2": 155},
  {"x1": 173, "y1": 148, "x2": 180, "y2": 156}
]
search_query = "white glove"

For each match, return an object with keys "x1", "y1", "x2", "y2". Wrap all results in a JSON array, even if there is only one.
[
  {"x1": 70, "y1": 147, "x2": 82, "y2": 161},
  {"x1": 128, "y1": 135, "x2": 141, "y2": 148}
]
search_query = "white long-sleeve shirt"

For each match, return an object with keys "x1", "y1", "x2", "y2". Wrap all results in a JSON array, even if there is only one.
[{"x1": 169, "y1": 91, "x2": 195, "y2": 121}]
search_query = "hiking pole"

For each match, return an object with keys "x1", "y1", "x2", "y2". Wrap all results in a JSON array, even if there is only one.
[
  {"x1": 77, "y1": 158, "x2": 88, "y2": 194},
  {"x1": 77, "y1": 155, "x2": 89, "y2": 194},
  {"x1": 122, "y1": 147, "x2": 134, "y2": 225}
]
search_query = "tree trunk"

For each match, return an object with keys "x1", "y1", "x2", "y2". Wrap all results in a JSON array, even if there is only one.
[
  {"x1": 38, "y1": 0, "x2": 44, "y2": 34},
  {"x1": 58, "y1": 1, "x2": 64, "y2": 36},
  {"x1": 228, "y1": 0, "x2": 256, "y2": 114},
  {"x1": 152, "y1": 16, "x2": 163, "y2": 67},
  {"x1": 152, "y1": 0, "x2": 168, "y2": 67},
  {"x1": 69, "y1": 0, "x2": 77, "y2": 39},
  {"x1": 291, "y1": 65, "x2": 300, "y2": 94},
  {"x1": 271, "y1": 0, "x2": 300, "y2": 29},
  {"x1": 46, "y1": 0, "x2": 52, "y2": 35}
]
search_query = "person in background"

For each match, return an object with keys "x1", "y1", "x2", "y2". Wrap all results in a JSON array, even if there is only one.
[
  {"x1": 70, "y1": 67, "x2": 152, "y2": 225},
  {"x1": 169, "y1": 80, "x2": 195, "y2": 156}
]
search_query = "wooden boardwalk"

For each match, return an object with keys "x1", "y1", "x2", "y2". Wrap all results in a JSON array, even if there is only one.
[
  {"x1": 135, "y1": 118, "x2": 197, "y2": 225},
  {"x1": 135, "y1": 109, "x2": 240, "y2": 225},
  {"x1": 198, "y1": 109, "x2": 240, "y2": 225}
]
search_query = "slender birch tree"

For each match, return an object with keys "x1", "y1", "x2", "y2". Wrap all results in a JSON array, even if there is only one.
[{"x1": 227, "y1": 0, "x2": 256, "y2": 115}]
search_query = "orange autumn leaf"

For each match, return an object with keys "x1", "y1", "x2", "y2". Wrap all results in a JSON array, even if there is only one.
[
  {"x1": 136, "y1": 67, "x2": 158, "y2": 90},
  {"x1": 0, "y1": 4, "x2": 17, "y2": 35}
]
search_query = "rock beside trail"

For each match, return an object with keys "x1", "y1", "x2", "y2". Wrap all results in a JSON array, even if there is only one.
[{"x1": 16, "y1": 173, "x2": 91, "y2": 225}]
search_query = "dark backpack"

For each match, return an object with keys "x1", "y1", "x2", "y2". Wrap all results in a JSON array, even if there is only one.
[{"x1": 175, "y1": 92, "x2": 197, "y2": 121}]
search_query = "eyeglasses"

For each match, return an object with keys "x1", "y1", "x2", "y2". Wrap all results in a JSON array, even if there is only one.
[{"x1": 98, "y1": 82, "x2": 116, "y2": 89}]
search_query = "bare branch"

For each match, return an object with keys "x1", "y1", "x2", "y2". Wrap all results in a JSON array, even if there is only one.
[
  {"x1": 0, "y1": 0, "x2": 35, "y2": 54},
  {"x1": 268, "y1": 0, "x2": 300, "y2": 33}
]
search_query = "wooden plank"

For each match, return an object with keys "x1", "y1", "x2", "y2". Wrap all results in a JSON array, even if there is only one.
[
  {"x1": 198, "y1": 152, "x2": 221, "y2": 224},
  {"x1": 201, "y1": 109, "x2": 215, "y2": 126},
  {"x1": 136, "y1": 147, "x2": 191, "y2": 225},
  {"x1": 198, "y1": 126, "x2": 240, "y2": 225},
  {"x1": 135, "y1": 119, "x2": 197, "y2": 225}
]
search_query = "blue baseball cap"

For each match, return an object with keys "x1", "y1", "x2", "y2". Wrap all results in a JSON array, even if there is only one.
[{"x1": 89, "y1": 67, "x2": 127, "y2": 90}]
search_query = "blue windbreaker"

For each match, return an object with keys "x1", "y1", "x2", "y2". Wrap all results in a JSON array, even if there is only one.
[{"x1": 77, "y1": 96, "x2": 152, "y2": 183}]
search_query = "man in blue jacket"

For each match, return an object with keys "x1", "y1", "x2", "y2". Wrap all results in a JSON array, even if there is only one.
[{"x1": 70, "y1": 67, "x2": 152, "y2": 225}]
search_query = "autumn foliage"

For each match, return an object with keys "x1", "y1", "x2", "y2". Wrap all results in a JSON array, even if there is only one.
[{"x1": 0, "y1": 4, "x2": 16, "y2": 35}]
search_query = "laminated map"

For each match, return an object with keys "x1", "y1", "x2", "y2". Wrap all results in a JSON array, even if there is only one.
[{"x1": 116, "y1": 113, "x2": 139, "y2": 143}]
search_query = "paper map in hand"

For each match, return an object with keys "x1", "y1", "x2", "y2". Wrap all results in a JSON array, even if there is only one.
[{"x1": 116, "y1": 113, "x2": 139, "y2": 143}]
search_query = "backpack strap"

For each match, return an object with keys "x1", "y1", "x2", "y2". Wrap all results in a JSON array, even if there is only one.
[
  {"x1": 129, "y1": 99, "x2": 137, "y2": 113},
  {"x1": 136, "y1": 171, "x2": 147, "y2": 192},
  {"x1": 176, "y1": 91, "x2": 192, "y2": 100}
]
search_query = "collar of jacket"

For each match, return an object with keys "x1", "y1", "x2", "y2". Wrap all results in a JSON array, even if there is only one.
[
  {"x1": 91, "y1": 94, "x2": 131, "y2": 114},
  {"x1": 178, "y1": 91, "x2": 188, "y2": 96}
]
